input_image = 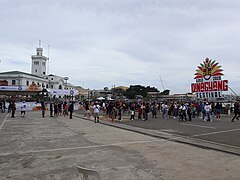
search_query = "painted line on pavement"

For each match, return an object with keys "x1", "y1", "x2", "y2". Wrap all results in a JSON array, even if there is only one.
[
  {"x1": 0, "y1": 113, "x2": 9, "y2": 131},
  {"x1": 192, "y1": 137, "x2": 240, "y2": 150},
  {"x1": 192, "y1": 128, "x2": 240, "y2": 137},
  {"x1": 0, "y1": 139, "x2": 161, "y2": 156},
  {"x1": 180, "y1": 123, "x2": 216, "y2": 129}
]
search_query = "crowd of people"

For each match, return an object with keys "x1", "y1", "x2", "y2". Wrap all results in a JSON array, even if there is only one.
[
  {"x1": 0, "y1": 99, "x2": 75, "y2": 119},
  {"x1": 41, "y1": 101, "x2": 74, "y2": 119},
  {"x1": 79, "y1": 100, "x2": 238, "y2": 123},
  {"x1": 1, "y1": 99, "x2": 239, "y2": 123}
]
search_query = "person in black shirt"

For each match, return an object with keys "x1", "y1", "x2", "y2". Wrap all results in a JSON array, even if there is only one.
[
  {"x1": 68, "y1": 102, "x2": 74, "y2": 119},
  {"x1": 50, "y1": 102, "x2": 53, "y2": 117},
  {"x1": 11, "y1": 101, "x2": 16, "y2": 118},
  {"x1": 215, "y1": 102, "x2": 222, "y2": 120},
  {"x1": 231, "y1": 101, "x2": 240, "y2": 122},
  {"x1": 41, "y1": 102, "x2": 45, "y2": 118}
]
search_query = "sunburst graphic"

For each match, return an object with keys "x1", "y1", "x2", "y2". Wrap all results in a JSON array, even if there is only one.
[{"x1": 194, "y1": 58, "x2": 224, "y2": 80}]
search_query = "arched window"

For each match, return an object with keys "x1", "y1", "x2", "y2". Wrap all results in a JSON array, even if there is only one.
[{"x1": 59, "y1": 85, "x2": 62, "y2": 89}]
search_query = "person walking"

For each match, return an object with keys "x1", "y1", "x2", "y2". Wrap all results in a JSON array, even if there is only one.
[
  {"x1": 204, "y1": 102, "x2": 212, "y2": 122},
  {"x1": 68, "y1": 101, "x2": 74, "y2": 119},
  {"x1": 93, "y1": 102, "x2": 100, "y2": 123},
  {"x1": 41, "y1": 101, "x2": 45, "y2": 118},
  {"x1": 163, "y1": 102, "x2": 169, "y2": 119},
  {"x1": 49, "y1": 102, "x2": 53, "y2": 117},
  {"x1": 137, "y1": 105, "x2": 143, "y2": 120},
  {"x1": 151, "y1": 103, "x2": 157, "y2": 118},
  {"x1": 117, "y1": 105, "x2": 122, "y2": 121},
  {"x1": 3, "y1": 100, "x2": 6, "y2": 113},
  {"x1": 179, "y1": 103, "x2": 187, "y2": 121},
  {"x1": 130, "y1": 104, "x2": 135, "y2": 121},
  {"x1": 0, "y1": 101, "x2": 3, "y2": 113},
  {"x1": 11, "y1": 101, "x2": 16, "y2": 118},
  {"x1": 231, "y1": 101, "x2": 240, "y2": 122},
  {"x1": 187, "y1": 103, "x2": 192, "y2": 121},
  {"x1": 54, "y1": 103, "x2": 58, "y2": 117},
  {"x1": 84, "y1": 102, "x2": 90, "y2": 119},
  {"x1": 8, "y1": 101, "x2": 12, "y2": 113},
  {"x1": 63, "y1": 102, "x2": 68, "y2": 117},
  {"x1": 215, "y1": 102, "x2": 222, "y2": 121},
  {"x1": 20, "y1": 101, "x2": 26, "y2": 118},
  {"x1": 173, "y1": 102, "x2": 178, "y2": 119}
]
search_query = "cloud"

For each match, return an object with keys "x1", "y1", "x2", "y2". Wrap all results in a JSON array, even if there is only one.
[{"x1": 0, "y1": 0, "x2": 240, "y2": 94}]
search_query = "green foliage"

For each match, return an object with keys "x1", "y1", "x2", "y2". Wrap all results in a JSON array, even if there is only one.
[{"x1": 124, "y1": 85, "x2": 159, "y2": 99}]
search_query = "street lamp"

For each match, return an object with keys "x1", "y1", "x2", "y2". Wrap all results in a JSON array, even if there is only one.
[
  {"x1": 64, "y1": 77, "x2": 68, "y2": 89},
  {"x1": 64, "y1": 77, "x2": 68, "y2": 99}
]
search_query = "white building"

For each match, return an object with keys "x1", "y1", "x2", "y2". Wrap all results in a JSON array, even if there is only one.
[
  {"x1": 31, "y1": 47, "x2": 48, "y2": 76},
  {"x1": 0, "y1": 46, "x2": 78, "y2": 98}
]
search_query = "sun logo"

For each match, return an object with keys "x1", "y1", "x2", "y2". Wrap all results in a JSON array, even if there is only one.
[{"x1": 194, "y1": 58, "x2": 224, "y2": 80}]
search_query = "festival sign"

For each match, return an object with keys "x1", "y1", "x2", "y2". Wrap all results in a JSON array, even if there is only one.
[{"x1": 191, "y1": 57, "x2": 228, "y2": 99}]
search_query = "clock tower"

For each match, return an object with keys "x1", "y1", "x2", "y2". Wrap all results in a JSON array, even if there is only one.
[{"x1": 31, "y1": 45, "x2": 48, "y2": 77}]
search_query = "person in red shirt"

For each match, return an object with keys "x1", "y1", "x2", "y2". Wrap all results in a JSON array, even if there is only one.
[{"x1": 138, "y1": 105, "x2": 143, "y2": 120}]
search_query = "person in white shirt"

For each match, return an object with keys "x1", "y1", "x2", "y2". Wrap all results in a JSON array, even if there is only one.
[
  {"x1": 204, "y1": 102, "x2": 212, "y2": 122},
  {"x1": 179, "y1": 103, "x2": 187, "y2": 121},
  {"x1": 93, "y1": 102, "x2": 100, "y2": 123},
  {"x1": 21, "y1": 101, "x2": 27, "y2": 118}
]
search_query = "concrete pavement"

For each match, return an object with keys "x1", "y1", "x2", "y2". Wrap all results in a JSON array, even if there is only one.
[{"x1": 0, "y1": 111, "x2": 240, "y2": 180}]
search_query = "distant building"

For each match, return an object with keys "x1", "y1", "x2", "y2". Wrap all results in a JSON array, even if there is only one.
[
  {"x1": 0, "y1": 46, "x2": 78, "y2": 98},
  {"x1": 147, "y1": 91, "x2": 196, "y2": 102}
]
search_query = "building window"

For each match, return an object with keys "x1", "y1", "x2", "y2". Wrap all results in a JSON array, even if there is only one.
[
  {"x1": 42, "y1": 62, "x2": 45, "y2": 66},
  {"x1": 50, "y1": 85, "x2": 53, "y2": 89},
  {"x1": 26, "y1": 81, "x2": 29, "y2": 86},
  {"x1": 59, "y1": 85, "x2": 62, "y2": 89},
  {"x1": 35, "y1": 69, "x2": 37, "y2": 73},
  {"x1": 34, "y1": 61, "x2": 39, "y2": 65},
  {"x1": 12, "y1": 80, "x2": 16, "y2": 85},
  {"x1": 43, "y1": 72, "x2": 45, "y2": 75},
  {"x1": 46, "y1": 84, "x2": 49, "y2": 88},
  {"x1": 51, "y1": 78, "x2": 53, "y2": 80},
  {"x1": 42, "y1": 83, "x2": 44, "y2": 87}
]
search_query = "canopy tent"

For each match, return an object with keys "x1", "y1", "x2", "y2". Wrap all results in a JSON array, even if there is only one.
[{"x1": 97, "y1": 97, "x2": 105, "y2": 100}]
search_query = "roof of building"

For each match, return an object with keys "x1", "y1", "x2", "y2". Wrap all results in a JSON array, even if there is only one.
[
  {"x1": 114, "y1": 86, "x2": 129, "y2": 91},
  {"x1": 0, "y1": 70, "x2": 45, "y2": 79}
]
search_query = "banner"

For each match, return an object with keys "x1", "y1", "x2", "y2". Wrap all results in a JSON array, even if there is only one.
[
  {"x1": 191, "y1": 58, "x2": 228, "y2": 99},
  {"x1": 48, "y1": 89, "x2": 79, "y2": 96},
  {"x1": 0, "y1": 86, "x2": 28, "y2": 91}
]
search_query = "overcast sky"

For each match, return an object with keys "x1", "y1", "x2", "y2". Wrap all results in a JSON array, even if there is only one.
[{"x1": 0, "y1": 0, "x2": 240, "y2": 94}]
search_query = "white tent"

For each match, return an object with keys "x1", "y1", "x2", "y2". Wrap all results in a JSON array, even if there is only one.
[{"x1": 97, "y1": 97, "x2": 105, "y2": 100}]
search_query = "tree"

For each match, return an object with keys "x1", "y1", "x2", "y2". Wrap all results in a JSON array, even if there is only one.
[{"x1": 124, "y1": 85, "x2": 159, "y2": 99}]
